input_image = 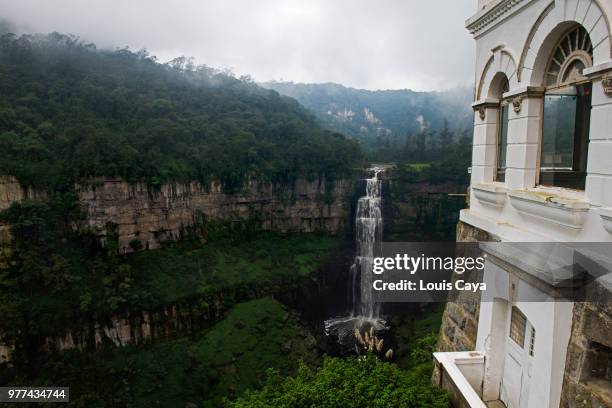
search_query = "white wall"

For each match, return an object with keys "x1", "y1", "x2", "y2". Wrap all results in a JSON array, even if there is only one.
[
  {"x1": 475, "y1": 258, "x2": 574, "y2": 406},
  {"x1": 465, "y1": 2, "x2": 612, "y2": 406},
  {"x1": 465, "y1": 0, "x2": 612, "y2": 243}
]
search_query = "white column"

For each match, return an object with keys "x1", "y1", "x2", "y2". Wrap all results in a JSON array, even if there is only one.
[
  {"x1": 585, "y1": 74, "x2": 612, "y2": 207},
  {"x1": 504, "y1": 96, "x2": 541, "y2": 190},
  {"x1": 471, "y1": 103, "x2": 499, "y2": 186}
]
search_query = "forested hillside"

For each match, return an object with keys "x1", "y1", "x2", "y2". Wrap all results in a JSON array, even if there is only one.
[
  {"x1": 0, "y1": 31, "x2": 455, "y2": 407},
  {"x1": 0, "y1": 33, "x2": 364, "y2": 191},
  {"x1": 261, "y1": 81, "x2": 473, "y2": 154}
]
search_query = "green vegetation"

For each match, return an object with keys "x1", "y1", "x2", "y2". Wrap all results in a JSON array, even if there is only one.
[
  {"x1": 2, "y1": 298, "x2": 319, "y2": 408},
  {"x1": 388, "y1": 130, "x2": 472, "y2": 187},
  {"x1": 391, "y1": 304, "x2": 445, "y2": 369},
  {"x1": 129, "y1": 229, "x2": 343, "y2": 307},
  {"x1": 0, "y1": 33, "x2": 364, "y2": 191},
  {"x1": 2, "y1": 299, "x2": 449, "y2": 408},
  {"x1": 382, "y1": 134, "x2": 471, "y2": 242},
  {"x1": 0, "y1": 195, "x2": 344, "y2": 375},
  {"x1": 227, "y1": 305, "x2": 448, "y2": 408},
  {"x1": 0, "y1": 30, "x2": 457, "y2": 408},
  {"x1": 230, "y1": 355, "x2": 449, "y2": 408}
]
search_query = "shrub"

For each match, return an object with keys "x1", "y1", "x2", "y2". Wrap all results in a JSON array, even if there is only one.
[{"x1": 229, "y1": 355, "x2": 449, "y2": 408}]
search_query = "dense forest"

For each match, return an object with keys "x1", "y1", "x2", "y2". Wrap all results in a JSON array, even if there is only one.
[
  {"x1": 0, "y1": 33, "x2": 364, "y2": 191},
  {"x1": 0, "y1": 31, "x2": 460, "y2": 407},
  {"x1": 262, "y1": 81, "x2": 473, "y2": 155}
]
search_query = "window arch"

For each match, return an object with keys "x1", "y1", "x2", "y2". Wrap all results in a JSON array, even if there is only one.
[
  {"x1": 545, "y1": 26, "x2": 593, "y2": 87},
  {"x1": 539, "y1": 26, "x2": 593, "y2": 190}
]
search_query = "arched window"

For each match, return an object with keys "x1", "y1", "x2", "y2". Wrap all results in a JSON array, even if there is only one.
[
  {"x1": 496, "y1": 77, "x2": 510, "y2": 182},
  {"x1": 540, "y1": 26, "x2": 593, "y2": 189}
]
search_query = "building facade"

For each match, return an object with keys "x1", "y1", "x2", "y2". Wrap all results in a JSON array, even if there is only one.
[{"x1": 433, "y1": 1, "x2": 612, "y2": 407}]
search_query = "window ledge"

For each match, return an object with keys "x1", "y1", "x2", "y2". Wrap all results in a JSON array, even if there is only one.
[
  {"x1": 508, "y1": 189, "x2": 590, "y2": 229},
  {"x1": 600, "y1": 208, "x2": 612, "y2": 235},
  {"x1": 472, "y1": 183, "x2": 508, "y2": 208}
]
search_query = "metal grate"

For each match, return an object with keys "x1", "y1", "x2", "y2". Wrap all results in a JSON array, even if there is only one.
[{"x1": 509, "y1": 306, "x2": 526, "y2": 347}]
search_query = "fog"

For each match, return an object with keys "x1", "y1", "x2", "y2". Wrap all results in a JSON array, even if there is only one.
[{"x1": 0, "y1": 0, "x2": 476, "y2": 91}]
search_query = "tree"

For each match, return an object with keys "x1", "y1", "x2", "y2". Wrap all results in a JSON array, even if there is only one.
[{"x1": 229, "y1": 355, "x2": 449, "y2": 408}]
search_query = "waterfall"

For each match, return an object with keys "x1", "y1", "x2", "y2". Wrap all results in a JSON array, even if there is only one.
[
  {"x1": 353, "y1": 167, "x2": 383, "y2": 317},
  {"x1": 325, "y1": 166, "x2": 387, "y2": 343}
]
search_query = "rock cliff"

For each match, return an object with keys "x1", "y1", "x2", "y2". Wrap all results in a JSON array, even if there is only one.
[
  {"x1": 0, "y1": 176, "x2": 354, "y2": 254},
  {"x1": 77, "y1": 177, "x2": 352, "y2": 252}
]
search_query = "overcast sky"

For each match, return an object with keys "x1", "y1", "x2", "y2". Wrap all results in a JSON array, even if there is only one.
[{"x1": 1, "y1": 0, "x2": 476, "y2": 91}]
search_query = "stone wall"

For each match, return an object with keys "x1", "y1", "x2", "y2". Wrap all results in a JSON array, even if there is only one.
[
  {"x1": 560, "y1": 298, "x2": 612, "y2": 408},
  {"x1": 437, "y1": 220, "x2": 495, "y2": 352}
]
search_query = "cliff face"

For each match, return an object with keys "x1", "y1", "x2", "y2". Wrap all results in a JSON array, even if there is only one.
[
  {"x1": 0, "y1": 174, "x2": 355, "y2": 360},
  {"x1": 0, "y1": 176, "x2": 353, "y2": 254},
  {"x1": 77, "y1": 177, "x2": 352, "y2": 253},
  {"x1": 0, "y1": 176, "x2": 34, "y2": 267}
]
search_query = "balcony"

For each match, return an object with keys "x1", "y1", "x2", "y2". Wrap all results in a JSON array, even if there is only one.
[{"x1": 433, "y1": 351, "x2": 503, "y2": 408}]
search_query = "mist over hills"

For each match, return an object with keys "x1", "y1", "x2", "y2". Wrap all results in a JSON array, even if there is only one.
[
  {"x1": 261, "y1": 81, "x2": 474, "y2": 151},
  {"x1": 0, "y1": 33, "x2": 364, "y2": 190}
]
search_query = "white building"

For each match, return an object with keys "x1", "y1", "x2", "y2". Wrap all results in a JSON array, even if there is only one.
[{"x1": 433, "y1": 1, "x2": 612, "y2": 407}]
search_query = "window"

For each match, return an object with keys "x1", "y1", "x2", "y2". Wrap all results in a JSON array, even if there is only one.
[
  {"x1": 529, "y1": 327, "x2": 536, "y2": 356},
  {"x1": 540, "y1": 26, "x2": 593, "y2": 189},
  {"x1": 496, "y1": 78, "x2": 510, "y2": 182},
  {"x1": 509, "y1": 306, "x2": 527, "y2": 347}
]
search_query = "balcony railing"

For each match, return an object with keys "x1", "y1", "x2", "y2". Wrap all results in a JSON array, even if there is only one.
[{"x1": 433, "y1": 351, "x2": 488, "y2": 408}]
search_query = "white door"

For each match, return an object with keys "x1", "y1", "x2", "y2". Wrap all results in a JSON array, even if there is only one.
[{"x1": 500, "y1": 306, "x2": 534, "y2": 408}]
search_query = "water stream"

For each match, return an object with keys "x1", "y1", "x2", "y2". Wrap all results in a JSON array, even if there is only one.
[{"x1": 324, "y1": 166, "x2": 387, "y2": 344}]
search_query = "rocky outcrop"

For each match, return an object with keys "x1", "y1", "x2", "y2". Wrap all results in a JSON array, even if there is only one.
[
  {"x1": 0, "y1": 176, "x2": 354, "y2": 254},
  {"x1": 0, "y1": 176, "x2": 46, "y2": 210},
  {"x1": 0, "y1": 176, "x2": 36, "y2": 267},
  {"x1": 77, "y1": 177, "x2": 352, "y2": 253}
]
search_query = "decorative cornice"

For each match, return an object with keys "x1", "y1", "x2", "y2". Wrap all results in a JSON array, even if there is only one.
[
  {"x1": 472, "y1": 98, "x2": 500, "y2": 120},
  {"x1": 502, "y1": 85, "x2": 545, "y2": 99},
  {"x1": 472, "y1": 98, "x2": 500, "y2": 108},
  {"x1": 584, "y1": 60, "x2": 612, "y2": 77},
  {"x1": 466, "y1": 0, "x2": 529, "y2": 37}
]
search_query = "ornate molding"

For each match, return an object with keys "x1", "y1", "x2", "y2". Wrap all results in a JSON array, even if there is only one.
[
  {"x1": 603, "y1": 74, "x2": 612, "y2": 97},
  {"x1": 478, "y1": 106, "x2": 486, "y2": 120},
  {"x1": 472, "y1": 100, "x2": 499, "y2": 120},
  {"x1": 466, "y1": 0, "x2": 528, "y2": 37},
  {"x1": 517, "y1": 0, "x2": 612, "y2": 84},
  {"x1": 512, "y1": 97, "x2": 522, "y2": 113}
]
